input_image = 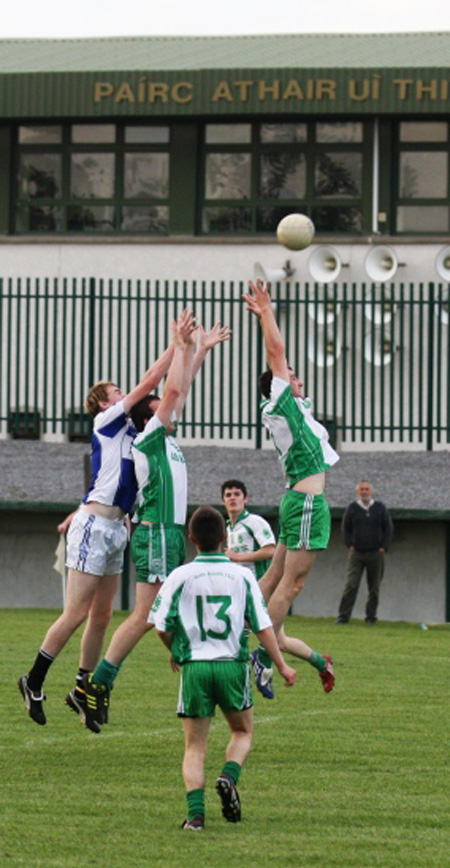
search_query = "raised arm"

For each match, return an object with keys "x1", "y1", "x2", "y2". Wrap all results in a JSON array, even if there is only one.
[
  {"x1": 156, "y1": 311, "x2": 196, "y2": 428},
  {"x1": 122, "y1": 342, "x2": 175, "y2": 414},
  {"x1": 242, "y1": 280, "x2": 289, "y2": 381}
]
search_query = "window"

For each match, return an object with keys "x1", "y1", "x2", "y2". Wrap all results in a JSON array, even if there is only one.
[
  {"x1": 14, "y1": 123, "x2": 170, "y2": 234},
  {"x1": 200, "y1": 120, "x2": 369, "y2": 236},
  {"x1": 395, "y1": 121, "x2": 449, "y2": 234}
]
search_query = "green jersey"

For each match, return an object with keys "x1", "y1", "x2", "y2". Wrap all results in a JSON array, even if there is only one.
[
  {"x1": 132, "y1": 415, "x2": 187, "y2": 525},
  {"x1": 262, "y1": 376, "x2": 339, "y2": 487},
  {"x1": 226, "y1": 509, "x2": 275, "y2": 580},
  {"x1": 149, "y1": 553, "x2": 272, "y2": 664}
]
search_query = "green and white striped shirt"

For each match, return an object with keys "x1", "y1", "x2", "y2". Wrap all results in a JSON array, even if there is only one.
[
  {"x1": 132, "y1": 415, "x2": 187, "y2": 525},
  {"x1": 149, "y1": 553, "x2": 272, "y2": 664},
  {"x1": 226, "y1": 509, "x2": 275, "y2": 580},
  {"x1": 262, "y1": 376, "x2": 339, "y2": 487}
]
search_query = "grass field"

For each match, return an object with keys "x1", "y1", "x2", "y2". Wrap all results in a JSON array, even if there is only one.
[{"x1": 1, "y1": 610, "x2": 449, "y2": 868}]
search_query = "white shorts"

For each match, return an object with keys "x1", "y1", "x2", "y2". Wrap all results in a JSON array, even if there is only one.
[{"x1": 66, "y1": 511, "x2": 127, "y2": 576}]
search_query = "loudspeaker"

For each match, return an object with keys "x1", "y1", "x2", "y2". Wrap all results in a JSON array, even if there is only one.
[
  {"x1": 365, "y1": 246, "x2": 398, "y2": 283},
  {"x1": 435, "y1": 246, "x2": 450, "y2": 282},
  {"x1": 364, "y1": 289, "x2": 396, "y2": 325},
  {"x1": 364, "y1": 331, "x2": 395, "y2": 366},
  {"x1": 308, "y1": 331, "x2": 342, "y2": 367},
  {"x1": 253, "y1": 261, "x2": 295, "y2": 283},
  {"x1": 308, "y1": 294, "x2": 341, "y2": 325},
  {"x1": 308, "y1": 246, "x2": 342, "y2": 283}
]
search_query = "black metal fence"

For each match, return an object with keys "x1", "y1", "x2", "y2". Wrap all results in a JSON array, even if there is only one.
[{"x1": 1, "y1": 277, "x2": 449, "y2": 450}]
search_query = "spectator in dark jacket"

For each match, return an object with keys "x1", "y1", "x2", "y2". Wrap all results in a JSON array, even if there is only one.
[{"x1": 336, "y1": 480, "x2": 393, "y2": 624}]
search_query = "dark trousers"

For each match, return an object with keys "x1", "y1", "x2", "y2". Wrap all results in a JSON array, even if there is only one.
[{"x1": 338, "y1": 550, "x2": 385, "y2": 622}]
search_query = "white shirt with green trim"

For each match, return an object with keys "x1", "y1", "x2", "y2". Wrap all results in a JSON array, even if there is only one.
[
  {"x1": 262, "y1": 376, "x2": 339, "y2": 487},
  {"x1": 149, "y1": 553, "x2": 272, "y2": 664},
  {"x1": 227, "y1": 509, "x2": 276, "y2": 580},
  {"x1": 132, "y1": 414, "x2": 187, "y2": 525}
]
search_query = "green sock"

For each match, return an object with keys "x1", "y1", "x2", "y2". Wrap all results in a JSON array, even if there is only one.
[
  {"x1": 309, "y1": 651, "x2": 326, "y2": 672},
  {"x1": 92, "y1": 658, "x2": 122, "y2": 689},
  {"x1": 187, "y1": 788, "x2": 205, "y2": 820},
  {"x1": 221, "y1": 761, "x2": 241, "y2": 785},
  {"x1": 258, "y1": 646, "x2": 272, "y2": 669}
]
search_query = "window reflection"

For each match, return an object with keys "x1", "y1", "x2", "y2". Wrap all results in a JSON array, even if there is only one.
[
  {"x1": 202, "y1": 207, "x2": 252, "y2": 232},
  {"x1": 121, "y1": 206, "x2": 169, "y2": 232},
  {"x1": 67, "y1": 205, "x2": 115, "y2": 231},
  {"x1": 19, "y1": 154, "x2": 61, "y2": 198},
  {"x1": 124, "y1": 153, "x2": 169, "y2": 199},
  {"x1": 315, "y1": 153, "x2": 362, "y2": 198},
  {"x1": 260, "y1": 153, "x2": 306, "y2": 199},
  {"x1": 260, "y1": 123, "x2": 307, "y2": 143},
  {"x1": 70, "y1": 154, "x2": 115, "y2": 199},
  {"x1": 205, "y1": 154, "x2": 251, "y2": 199},
  {"x1": 399, "y1": 152, "x2": 447, "y2": 198}
]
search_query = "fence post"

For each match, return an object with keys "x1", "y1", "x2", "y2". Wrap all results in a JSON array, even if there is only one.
[
  {"x1": 255, "y1": 327, "x2": 264, "y2": 448},
  {"x1": 88, "y1": 277, "x2": 96, "y2": 390},
  {"x1": 426, "y1": 283, "x2": 435, "y2": 452}
]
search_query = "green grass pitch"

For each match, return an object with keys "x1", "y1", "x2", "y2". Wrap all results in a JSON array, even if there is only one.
[{"x1": 1, "y1": 610, "x2": 449, "y2": 868}]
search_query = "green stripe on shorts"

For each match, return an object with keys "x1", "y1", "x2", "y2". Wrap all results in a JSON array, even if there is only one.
[{"x1": 278, "y1": 490, "x2": 331, "y2": 550}]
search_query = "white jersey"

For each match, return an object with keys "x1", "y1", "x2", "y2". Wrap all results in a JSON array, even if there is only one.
[
  {"x1": 84, "y1": 399, "x2": 137, "y2": 513},
  {"x1": 149, "y1": 553, "x2": 272, "y2": 664},
  {"x1": 132, "y1": 415, "x2": 187, "y2": 525},
  {"x1": 226, "y1": 509, "x2": 276, "y2": 580},
  {"x1": 262, "y1": 376, "x2": 339, "y2": 487}
]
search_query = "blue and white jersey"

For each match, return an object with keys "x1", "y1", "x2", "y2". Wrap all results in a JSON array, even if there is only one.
[{"x1": 83, "y1": 399, "x2": 137, "y2": 514}]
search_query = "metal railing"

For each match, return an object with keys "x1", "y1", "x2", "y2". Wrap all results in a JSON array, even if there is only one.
[{"x1": 1, "y1": 277, "x2": 449, "y2": 449}]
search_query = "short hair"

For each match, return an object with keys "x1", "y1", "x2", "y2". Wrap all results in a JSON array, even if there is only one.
[
  {"x1": 85, "y1": 381, "x2": 115, "y2": 417},
  {"x1": 258, "y1": 368, "x2": 273, "y2": 399},
  {"x1": 189, "y1": 506, "x2": 225, "y2": 552},
  {"x1": 130, "y1": 394, "x2": 159, "y2": 432},
  {"x1": 221, "y1": 479, "x2": 247, "y2": 498}
]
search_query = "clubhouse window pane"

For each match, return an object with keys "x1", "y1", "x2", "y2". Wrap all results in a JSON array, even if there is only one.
[
  {"x1": 312, "y1": 206, "x2": 363, "y2": 233},
  {"x1": 205, "y1": 153, "x2": 251, "y2": 199},
  {"x1": 316, "y1": 122, "x2": 363, "y2": 143},
  {"x1": 399, "y1": 152, "x2": 447, "y2": 198},
  {"x1": 121, "y1": 206, "x2": 169, "y2": 233},
  {"x1": 205, "y1": 124, "x2": 251, "y2": 144},
  {"x1": 202, "y1": 206, "x2": 252, "y2": 233},
  {"x1": 67, "y1": 205, "x2": 115, "y2": 231},
  {"x1": 18, "y1": 125, "x2": 62, "y2": 144},
  {"x1": 400, "y1": 122, "x2": 448, "y2": 142},
  {"x1": 125, "y1": 126, "x2": 169, "y2": 143},
  {"x1": 124, "y1": 153, "x2": 169, "y2": 198},
  {"x1": 16, "y1": 204, "x2": 63, "y2": 232},
  {"x1": 260, "y1": 153, "x2": 306, "y2": 199},
  {"x1": 18, "y1": 154, "x2": 62, "y2": 198},
  {"x1": 260, "y1": 123, "x2": 307, "y2": 143},
  {"x1": 70, "y1": 153, "x2": 115, "y2": 198},
  {"x1": 71, "y1": 124, "x2": 116, "y2": 143},
  {"x1": 315, "y1": 152, "x2": 362, "y2": 197},
  {"x1": 396, "y1": 206, "x2": 449, "y2": 232},
  {"x1": 257, "y1": 206, "x2": 306, "y2": 232}
]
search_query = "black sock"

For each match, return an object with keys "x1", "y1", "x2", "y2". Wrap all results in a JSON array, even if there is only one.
[
  {"x1": 27, "y1": 649, "x2": 55, "y2": 692},
  {"x1": 75, "y1": 668, "x2": 90, "y2": 696}
]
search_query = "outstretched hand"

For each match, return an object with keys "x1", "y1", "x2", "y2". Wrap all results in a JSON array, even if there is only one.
[
  {"x1": 176, "y1": 309, "x2": 197, "y2": 345},
  {"x1": 197, "y1": 322, "x2": 232, "y2": 350},
  {"x1": 242, "y1": 279, "x2": 272, "y2": 318}
]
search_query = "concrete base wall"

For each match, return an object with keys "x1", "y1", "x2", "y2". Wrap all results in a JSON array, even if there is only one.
[{"x1": 0, "y1": 512, "x2": 446, "y2": 623}]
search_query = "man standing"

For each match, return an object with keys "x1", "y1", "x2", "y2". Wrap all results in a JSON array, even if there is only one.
[
  {"x1": 221, "y1": 479, "x2": 275, "y2": 580},
  {"x1": 149, "y1": 505, "x2": 296, "y2": 830},
  {"x1": 243, "y1": 279, "x2": 338, "y2": 700},
  {"x1": 336, "y1": 480, "x2": 393, "y2": 625}
]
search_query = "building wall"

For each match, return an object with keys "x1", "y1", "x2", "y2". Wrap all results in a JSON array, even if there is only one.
[{"x1": 1, "y1": 510, "x2": 446, "y2": 623}]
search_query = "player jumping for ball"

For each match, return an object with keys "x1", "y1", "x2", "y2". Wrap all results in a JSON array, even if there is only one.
[{"x1": 243, "y1": 279, "x2": 338, "y2": 699}]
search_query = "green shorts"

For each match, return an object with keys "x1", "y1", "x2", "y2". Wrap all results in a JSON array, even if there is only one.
[
  {"x1": 131, "y1": 523, "x2": 186, "y2": 583},
  {"x1": 278, "y1": 490, "x2": 331, "y2": 551},
  {"x1": 177, "y1": 660, "x2": 253, "y2": 718}
]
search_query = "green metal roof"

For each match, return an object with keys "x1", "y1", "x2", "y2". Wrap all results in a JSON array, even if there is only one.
[{"x1": 0, "y1": 32, "x2": 449, "y2": 73}]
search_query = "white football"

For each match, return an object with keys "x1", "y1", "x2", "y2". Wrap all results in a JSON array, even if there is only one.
[{"x1": 276, "y1": 213, "x2": 315, "y2": 251}]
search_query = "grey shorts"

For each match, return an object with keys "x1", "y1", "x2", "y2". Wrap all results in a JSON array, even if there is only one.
[{"x1": 66, "y1": 510, "x2": 127, "y2": 576}]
